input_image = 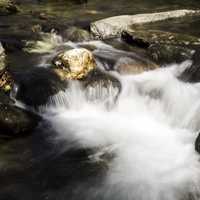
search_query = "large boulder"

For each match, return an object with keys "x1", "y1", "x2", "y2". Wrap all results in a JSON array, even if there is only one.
[
  {"x1": 53, "y1": 48, "x2": 121, "y2": 102},
  {"x1": 53, "y1": 48, "x2": 96, "y2": 80},
  {"x1": 91, "y1": 10, "x2": 200, "y2": 39},
  {"x1": 0, "y1": 104, "x2": 41, "y2": 137},
  {"x1": 0, "y1": 0, "x2": 18, "y2": 15}
]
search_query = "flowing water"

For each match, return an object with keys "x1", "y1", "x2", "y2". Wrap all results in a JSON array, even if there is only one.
[{"x1": 1, "y1": 1, "x2": 200, "y2": 200}]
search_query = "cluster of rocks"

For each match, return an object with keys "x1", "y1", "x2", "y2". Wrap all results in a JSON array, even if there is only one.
[
  {"x1": 91, "y1": 9, "x2": 200, "y2": 65},
  {"x1": 0, "y1": 42, "x2": 41, "y2": 138},
  {"x1": 2, "y1": 9, "x2": 200, "y2": 146}
]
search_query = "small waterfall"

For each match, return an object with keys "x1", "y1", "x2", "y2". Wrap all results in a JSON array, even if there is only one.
[
  {"x1": 42, "y1": 60, "x2": 200, "y2": 200},
  {"x1": 23, "y1": 32, "x2": 200, "y2": 199}
]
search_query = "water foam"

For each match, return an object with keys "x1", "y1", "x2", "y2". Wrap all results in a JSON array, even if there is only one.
[{"x1": 44, "y1": 61, "x2": 200, "y2": 200}]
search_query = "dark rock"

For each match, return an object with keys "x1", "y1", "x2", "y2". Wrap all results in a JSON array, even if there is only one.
[
  {"x1": 62, "y1": 26, "x2": 92, "y2": 42},
  {"x1": 0, "y1": 37, "x2": 26, "y2": 52},
  {"x1": 14, "y1": 68, "x2": 68, "y2": 108},
  {"x1": 0, "y1": 104, "x2": 41, "y2": 137},
  {"x1": 82, "y1": 68, "x2": 121, "y2": 102},
  {"x1": 148, "y1": 44, "x2": 195, "y2": 65},
  {"x1": 0, "y1": 90, "x2": 14, "y2": 104},
  {"x1": 195, "y1": 133, "x2": 200, "y2": 154},
  {"x1": 0, "y1": 0, "x2": 19, "y2": 16},
  {"x1": 179, "y1": 50, "x2": 200, "y2": 82},
  {"x1": 121, "y1": 30, "x2": 200, "y2": 48},
  {"x1": 121, "y1": 31, "x2": 149, "y2": 49}
]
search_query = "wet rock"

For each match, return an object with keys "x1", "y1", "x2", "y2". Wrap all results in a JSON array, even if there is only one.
[
  {"x1": 121, "y1": 29, "x2": 200, "y2": 48},
  {"x1": 0, "y1": 42, "x2": 6, "y2": 71},
  {"x1": 82, "y1": 68, "x2": 121, "y2": 102},
  {"x1": 24, "y1": 30, "x2": 63, "y2": 54},
  {"x1": 114, "y1": 57, "x2": 158, "y2": 75},
  {"x1": 0, "y1": 44, "x2": 14, "y2": 93},
  {"x1": 62, "y1": 26, "x2": 92, "y2": 42},
  {"x1": 91, "y1": 10, "x2": 200, "y2": 39},
  {"x1": 179, "y1": 50, "x2": 200, "y2": 82},
  {"x1": 0, "y1": 0, "x2": 18, "y2": 16},
  {"x1": 53, "y1": 48, "x2": 96, "y2": 80},
  {"x1": 0, "y1": 70, "x2": 14, "y2": 93},
  {"x1": 195, "y1": 133, "x2": 200, "y2": 154},
  {"x1": 15, "y1": 68, "x2": 68, "y2": 108},
  {"x1": 0, "y1": 89, "x2": 14, "y2": 104},
  {"x1": 148, "y1": 44, "x2": 195, "y2": 65},
  {"x1": 0, "y1": 104, "x2": 41, "y2": 137},
  {"x1": 53, "y1": 48, "x2": 121, "y2": 102}
]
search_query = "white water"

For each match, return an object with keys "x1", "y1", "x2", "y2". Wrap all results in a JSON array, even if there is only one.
[{"x1": 41, "y1": 60, "x2": 200, "y2": 200}]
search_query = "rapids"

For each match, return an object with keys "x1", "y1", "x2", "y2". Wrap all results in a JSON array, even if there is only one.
[{"x1": 39, "y1": 53, "x2": 200, "y2": 200}]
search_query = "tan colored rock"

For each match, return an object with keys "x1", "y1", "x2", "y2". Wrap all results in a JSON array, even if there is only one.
[
  {"x1": 115, "y1": 57, "x2": 159, "y2": 75},
  {"x1": 91, "y1": 10, "x2": 200, "y2": 39},
  {"x1": 0, "y1": 42, "x2": 6, "y2": 71},
  {"x1": 53, "y1": 48, "x2": 96, "y2": 80}
]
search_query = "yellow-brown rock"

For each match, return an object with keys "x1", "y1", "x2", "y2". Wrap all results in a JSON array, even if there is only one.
[{"x1": 53, "y1": 48, "x2": 96, "y2": 80}]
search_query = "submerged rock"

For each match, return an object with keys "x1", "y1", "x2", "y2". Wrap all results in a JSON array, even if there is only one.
[
  {"x1": 0, "y1": 0, "x2": 18, "y2": 15},
  {"x1": 0, "y1": 104, "x2": 41, "y2": 137},
  {"x1": 53, "y1": 48, "x2": 96, "y2": 80},
  {"x1": 82, "y1": 68, "x2": 121, "y2": 102},
  {"x1": 114, "y1": 57, "x2": 158, "y2": 75},
  {"x1": 91, "y1": 10, "x2": 200, "y2": 39},
  {"x1": 62, "y1": 26, "x2": 92, "y2": 42}
]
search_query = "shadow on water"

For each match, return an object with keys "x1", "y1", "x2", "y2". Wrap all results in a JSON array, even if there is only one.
[{"x1": 0, "y1": 122, "x2": 108, "y2": 200}]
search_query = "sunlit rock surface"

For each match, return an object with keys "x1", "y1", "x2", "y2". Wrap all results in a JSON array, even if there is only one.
[
  {"x1": 91, "y1": 10, "x2": 200, "y2": 39},
  {"x1": 53, "y1": 48, "x2": 96, "y2": 80},
  {"x1": 0, "y1": 42, "x2": 6, "y2": 71}
]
